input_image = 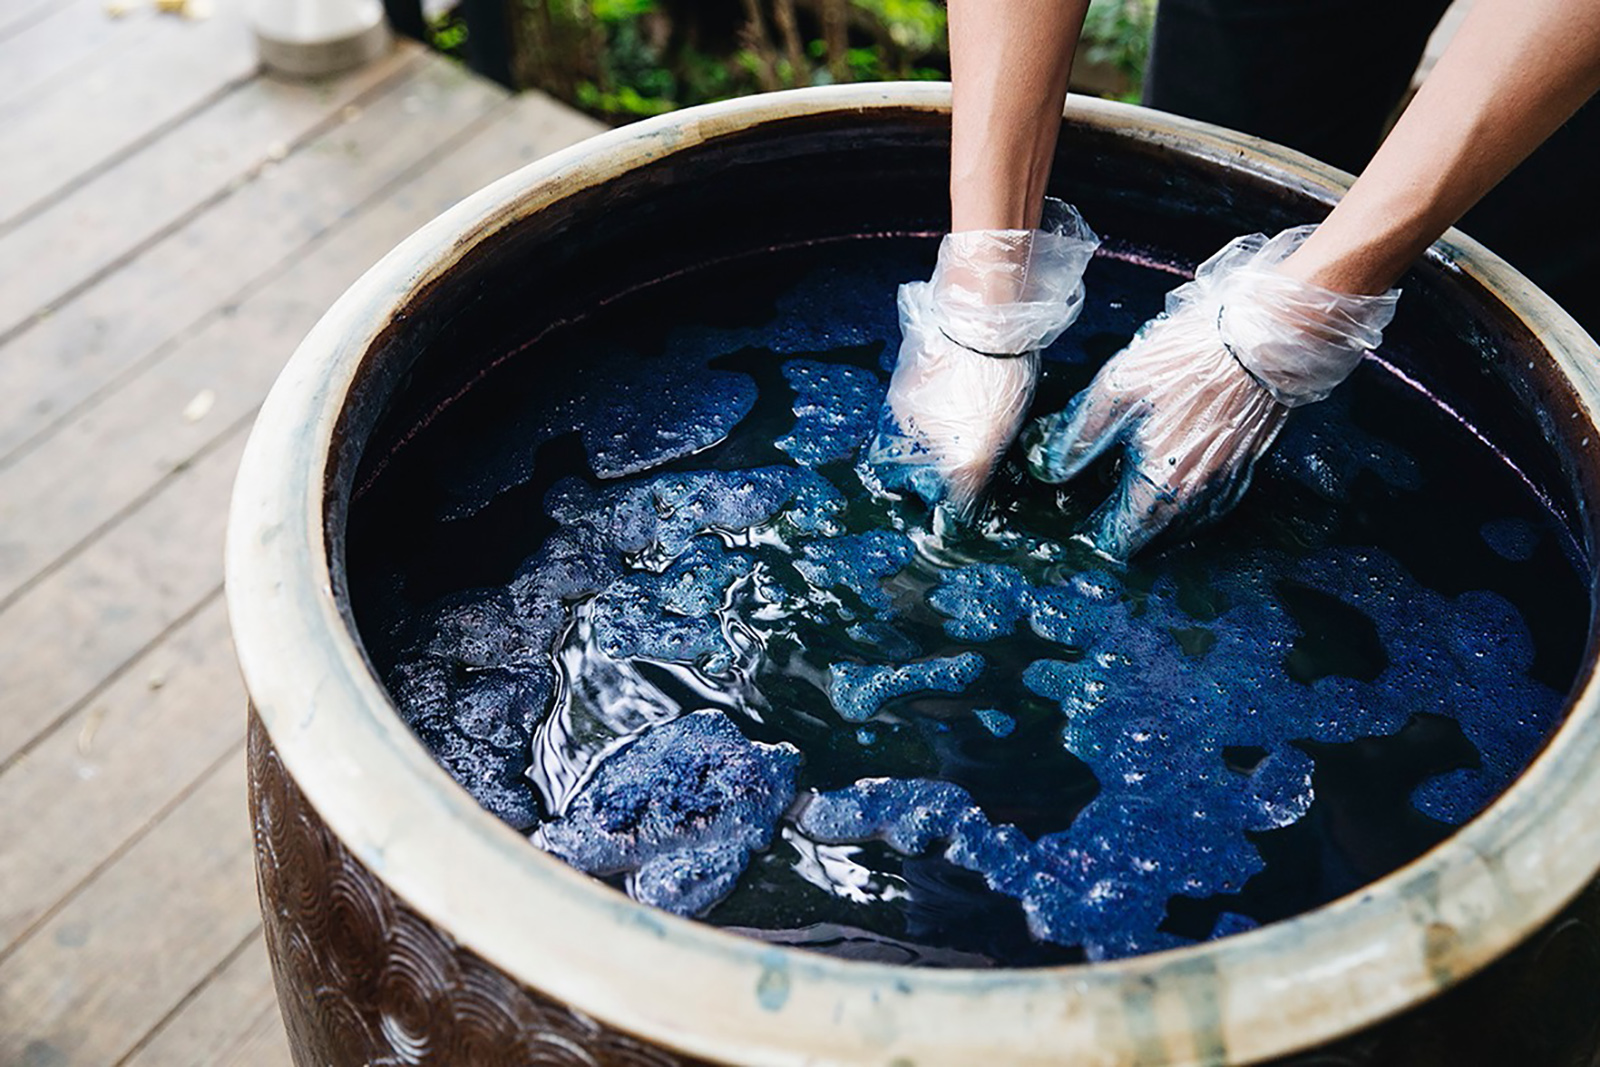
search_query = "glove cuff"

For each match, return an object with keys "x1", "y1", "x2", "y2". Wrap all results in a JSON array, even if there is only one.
[
  {"x1": 1179, "y1": 226, "x2": 1400, "y2": 407},
  {"x1": 922, "y1": 198, "x2": 1102, "y2": 357}
]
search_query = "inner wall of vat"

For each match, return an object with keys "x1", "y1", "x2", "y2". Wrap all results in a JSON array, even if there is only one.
[{"x1": 326, "y1": 110, "x2": 1599, "y2": 888}]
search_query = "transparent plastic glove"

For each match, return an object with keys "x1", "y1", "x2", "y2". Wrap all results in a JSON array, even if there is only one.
[
  {"x1": 869, "y1": 199, "x2": 1101, "y2": 518},
  {"x1": 1024, "y1": 226, "x2": 1400, "y2": 559}
]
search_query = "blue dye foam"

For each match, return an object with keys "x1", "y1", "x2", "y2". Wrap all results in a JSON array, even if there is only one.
[
  {"x1": 1020, "y1": 546, "x2": 1562, "y2": 835},
  {"x1": 963, "y1": 542, "x2": 1560, "y2": 950},
  {"x1": 1265, "y1": 388, "x2": 1422, "y2": 500},
  {"x1": 434, "y1": 253, "x2": 925, "y2": 519},
  {"x1": 535, "y1": 710, "x2": 800, "y2": 916},
  {"x1": 388, "y1": 591, "x2": 552, "y2": 829},
  {"x1": 1022, "y1": 658, "x2": 1111, "y2": 724},
  {"x1": 444, "y1": 353, "x2": 759, "y2": 519},
  {"x1": 799, "y1": 774, "x2": 1263, "y2": 959},
  {"x1": 798, "y1": 777, "x2": 976, "y2": 854},
  {"x1": 1025, "y1": 584, "x2": 1096, "y2": 647},
  {"x1": 828, "y1": 653, "x2": 986, "y2": 723},
  {"x1": 795, "y1": 530, "x2": 915, "y2": 615},
  {"x1": 1284, "y1": 553, "x2": 1559, "y2": 825},
  {"x1": 927, "y1": 564, "x2": 1033, "y2": 641},
  {"x1": 579, "y1": 367, "x2": 758, "y2": 480},
  {"x1": 780, "y1": 473, "x2": 851, "y2": 538},
  {"x1": 632, "y1": 843, "x2": 750, "y2": 916},
  {"x1": 409, "y1": 707, "x2": 541, "y2": 829},
  {"x1": 845, "y1": 619, "x2": 923, "y2": 660},
  {"x1": 929, "y1": 563, "x2": 1112, "y2": 649},
  {"x1": 974, "y1": 708, "x2": 1016, "y2": 738},
  {"x1": 778, "y1": 360, "x2": 886, "y2": 467},
  {"x1": 509, "y1": 526, "x2": 625, "y2": 626},
  {"x1": 546, "y1": 467, "x2": 841, "y2": 562},
  {"x1": 368, "y1": 239, "x2": 1581, "y2": 967},
  {"x1": 588, "y1": 542, "x2": 754, "y2": 671},
  {"x1": 1480, "y1": 517, "x2": 1540, "y2": 562}
]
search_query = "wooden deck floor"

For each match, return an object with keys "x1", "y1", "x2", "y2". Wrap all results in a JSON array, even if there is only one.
[{"x1": 0, "y1": 3, "x2": 603, "y2": 1061}]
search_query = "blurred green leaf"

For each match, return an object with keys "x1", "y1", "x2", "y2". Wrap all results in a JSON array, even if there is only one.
[
  {"x1": 1081, "y1": 0, "x2": 1156, "y2": 90},
  {"x1": 510, "y1": 0, "x2": 969, "y2": 124},
  {"x1": 591, "y1": 0, "x2": 654, "y2": 21}
]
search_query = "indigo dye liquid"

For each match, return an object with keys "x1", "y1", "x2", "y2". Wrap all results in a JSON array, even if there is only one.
[{"x1": 346, "y1": 236, "x2": 1586, "y2": 967}]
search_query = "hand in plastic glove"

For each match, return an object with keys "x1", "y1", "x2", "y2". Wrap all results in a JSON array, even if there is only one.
[
  {"x1": 1023, "y1": 226, "x2": 1400, "y2": 559},
  {"x1": 869, "y1": 198, "x2": 1100, "y2": 518}
]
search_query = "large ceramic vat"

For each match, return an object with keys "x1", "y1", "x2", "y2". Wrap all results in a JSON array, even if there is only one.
[{"x1": 227, "y1": 85, "x2": 1600, "y2": 1065}]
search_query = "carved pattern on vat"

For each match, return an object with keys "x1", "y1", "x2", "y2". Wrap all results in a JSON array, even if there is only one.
[{"x1": 249, "y1": 711, "x2": 707, "y2": 1067}]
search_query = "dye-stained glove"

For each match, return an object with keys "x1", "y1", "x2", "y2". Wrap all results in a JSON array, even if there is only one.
[
  {"x1": 1023, "y1": 226, "x2": 1400, "y2": 559},
  {"x1": 869, "y1": 198, "x2": 1101, "y2": 518}
]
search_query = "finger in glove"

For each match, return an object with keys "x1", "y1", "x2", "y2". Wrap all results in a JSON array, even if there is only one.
[
  {"x1": 870, "y1": 199, "x2": 1101, "y2": 518},
  {"x1": 1024, "y1": 226, "x2": 1398, "y2": 558}
]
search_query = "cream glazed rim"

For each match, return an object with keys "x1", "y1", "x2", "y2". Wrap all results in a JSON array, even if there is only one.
[{"x1": 225, "y1": 83, "x2": 1600, "y2": 1066}]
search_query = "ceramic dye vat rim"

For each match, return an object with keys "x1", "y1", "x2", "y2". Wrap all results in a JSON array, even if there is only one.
[{"x1": 226, "y1": 83, "x2": 1600, "y2": 1065}]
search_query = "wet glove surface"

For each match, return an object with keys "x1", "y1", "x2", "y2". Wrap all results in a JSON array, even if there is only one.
[
  {"x1": 1025, "y1": 226, "x2": 1399, "y2": 558},
  {"x1": 870, "y1": 198, "x2": 1100, "y2": 517}
]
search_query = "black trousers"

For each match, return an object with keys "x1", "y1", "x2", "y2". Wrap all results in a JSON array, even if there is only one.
[{"x1": 1144, "y1": 0, "x2": 1600, "y2": 336}]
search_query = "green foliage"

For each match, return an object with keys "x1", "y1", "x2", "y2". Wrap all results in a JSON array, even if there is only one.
[
  {"x1": 428, "y1": 10, "x2": 469, "y2": 57},
  {"x1": 516, "y1": 0, "x2": 952, "y2": 123},
  {"x1": 511, "y1": 0, "x2": 1154, "y2": 124},
  {"x1": 1081, "y1": 0, "x2": 1156, "y2": 102},
  {"x1": 849, "y1": 0, "x2": 944, "y2": 53},
  {"x1": 590, "y1": 0, "x2": 653, "y2": 18},
  {"x1": 574, "y1": 81, "x2": 678, "y2": 116}
]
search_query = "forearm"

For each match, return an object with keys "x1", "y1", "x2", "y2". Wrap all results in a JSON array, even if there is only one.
[
  {"x1": 949, "y1": 0, "x2": 1089, "y2": 232},
  {"x1": 1281, "y1": 0, "x2": 1600, "y2": 295}
]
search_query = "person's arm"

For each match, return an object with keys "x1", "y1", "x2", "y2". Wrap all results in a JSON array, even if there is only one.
[
  {"x1": 948, "y1": 0, "x2": 1089, "y2": 233},
  {"x1": 1027, "y1": 0, "x2": 1600, "y2": 558},
  {"x1": 1281, "y1": 0, "x2": 1600, "y2": 294},
  {"x1": 868, "y1": 2, "x2": 1096, "y2": 518}
]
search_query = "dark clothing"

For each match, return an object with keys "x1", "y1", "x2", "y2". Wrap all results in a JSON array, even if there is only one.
[{"x1": 1144, "y1": 0, "x2": 1600, "y2": 336}]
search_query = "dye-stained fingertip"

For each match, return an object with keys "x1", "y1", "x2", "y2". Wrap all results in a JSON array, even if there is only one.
[
  {"x1": 1022, "y1": 411, "x2": 1077, "y2": 483},
  {"x1": 936, "y1": 458, "x2": 996, "y2": 522},
  {"x1": 1084, "y1": 471, "x2": 1177, "y2": 562}
]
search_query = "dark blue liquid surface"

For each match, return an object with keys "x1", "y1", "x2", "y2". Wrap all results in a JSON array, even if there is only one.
[{"x1": 347, "y1": 236, "x2": 1587, "y2": 967}]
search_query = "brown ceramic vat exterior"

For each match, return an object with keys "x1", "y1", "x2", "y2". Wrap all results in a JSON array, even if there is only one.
[
  {"x1": 248, "y1": 711, "x2": 711, "y2": 1067},
  {"x1": 248, "y1": 707, "x2": 1600, "y2": 1067},
  {"x1": 229, "y1": 85, "x2": 1600, "y2": 1066}
]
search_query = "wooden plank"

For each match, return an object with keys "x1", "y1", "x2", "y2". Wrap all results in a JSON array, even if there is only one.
[
  {"x1": 0, "y1": 0, "x2": 257, "y2": 230},
  {"x1": 0, "y1": 37, "x2": 417, "y2": 340},
  {"x1": 215, "y1": 1000, "x2": 293, "y2": 1067},
  {"x1": 0, "y1": 0, "x2": 167, "y2": 114},
  {"x1": 0, "y1": 595, "x2": 242, "y2": 950},
  {"x1": 0, "y1": 48, "x2": 505, "y2": 464},
  {"x1": 0, "y1": 0, "x2": 73, "y2": 41},
  {"x1": 0, "y1": 91, "x2": 605, "y2": 610},
  {"x1": 0, "y1": 425, "x2": 244, "y2": 767},
  {"x1": 0, "y1": 92, "x2": 603, "y2": 766},
  {"x1": 118, "y1": 931, "x2": 289, "y2": 1067},
  {"x1": 0, "y1": 753, "x2": 260, "y2": 1067}
]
